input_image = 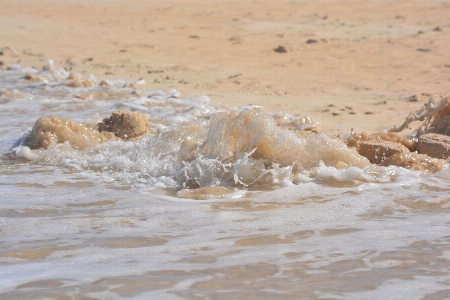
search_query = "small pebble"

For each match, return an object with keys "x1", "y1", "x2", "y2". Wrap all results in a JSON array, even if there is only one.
[
  {"x1": 274, "y1": 46, "x2": 287, "y2": 53},
  {"x1": 408, "y1": 95, "x2": 418, "y2": 102}
]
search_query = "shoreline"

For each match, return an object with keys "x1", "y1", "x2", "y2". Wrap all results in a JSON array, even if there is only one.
[{"x1": 1, "y1": 0, "x2": 449, "y2": 135}]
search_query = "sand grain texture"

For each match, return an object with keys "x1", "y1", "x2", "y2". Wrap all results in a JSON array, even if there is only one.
[{"x1": 1, "y1": 0, "x2": 449, "y2": 134}]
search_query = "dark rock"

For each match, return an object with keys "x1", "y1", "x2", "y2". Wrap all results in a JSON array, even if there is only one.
[{"x1": 274, "y1": 46, "x2": 287, "y2": 53}]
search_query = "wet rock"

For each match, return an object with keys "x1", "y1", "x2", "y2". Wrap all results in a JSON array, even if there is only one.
[
  {"x1": 67, "y1": 73, "x2": 96, "y2": 87},
  {"x1": 97, "y1": 111, "x2": 148, "y2": 140},
  {"x1": 417, "y1": 133, "x2": 450, "y2": 159},
  {"x1": 359, "y1": 140, "x2": 409, "y2": 164},
  {"x1": 23, "y1": 116, "x2": 112, "y2": 150},
  {"x1": 347, "y1": 132, "x2": 416, "y2": 152},
  {"x1": 382, "y1": 152, "x2": 446, "y2": 173},
  {"x1": 24, "y1": 73, "x2": 45, "y2": 82}
]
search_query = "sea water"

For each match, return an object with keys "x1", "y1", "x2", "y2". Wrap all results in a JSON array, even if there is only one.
[{"x1": 1, "y1": 63, "x2": 449, "y2": 299}]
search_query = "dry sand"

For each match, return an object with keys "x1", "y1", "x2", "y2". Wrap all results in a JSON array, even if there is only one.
[{"x1": 1, "y1": 0, "x2": 449, "y2": 135}]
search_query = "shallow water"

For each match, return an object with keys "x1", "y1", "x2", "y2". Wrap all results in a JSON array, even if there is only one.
[{"x1": 1, "y1": 63, "x2": 450, "y2": 299}]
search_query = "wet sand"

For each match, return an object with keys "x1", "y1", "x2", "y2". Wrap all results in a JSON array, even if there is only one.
[{"x1": 1, "y1": 0, "x2": 449, "y2": 134}]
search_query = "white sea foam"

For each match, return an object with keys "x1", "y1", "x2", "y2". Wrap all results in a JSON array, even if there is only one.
[{"x1": 1, "y1": 64, "x2": 449, "y2": 299}]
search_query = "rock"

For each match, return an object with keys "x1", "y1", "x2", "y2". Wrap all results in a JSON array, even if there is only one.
[
  {"x1": 23, "y1": 116, "x2": 112, "y2": 150},
  {"x1": 97, "y1": 111, "x2": 148, "y2": 140},
  {"x1": 67, "y1": 73, "x2": 96, "y2": 87},
  {"x1": 24, "y1": 73, "x2": 44, "y2": 82},
  {"x1": 359, "y1": 140, "x2": 409, "y2": 164},
  {"x1": 382, "y1": 152, "x2": 446, "y2": 173},
  {"x1": 274, "y1": 46, "x2": 287, "y2": 53},
  {"x1": 407, "y1": 95, "x2": 418, "y2": 102},
  {"x1": 417, "y1": 133, "x2": 450, "y2": 159}
]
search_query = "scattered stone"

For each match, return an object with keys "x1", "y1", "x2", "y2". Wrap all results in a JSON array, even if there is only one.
[
  {"x1": 228, "y1": 73, "x2": 242, "y2": 79},
  {"x1": 306, "y1": 39, "x2": 318, "y2": 44},
  {"x1": 382, "y1": 152, "x2": 446, "y2": 173},
  {"x1": 407, "y1": 95, "x2": 418, "y2": 102},
  {"x1": 374, "y1": 101, "x2": 387, "y2": 105},
  {"x1": 24, "y1": 73, "x2": 45, "y2": 82},
  {"x1": 359, "y1": 140, "x2": 409, "y2": 164},
  {"x1": 364, "y1": 111, "x2": 373, "y2": 115},
  {"x1": 433, "y1": 27, "x2": 442, "y2": 32},
  {"x1": 67, "y1": 73, "x2": 96, "y2": 87},
  {"x1": 417, "y1": 133, "x2": 450, "y2": 159},
  {"x1": 416, "y1": 48, "x2": 431, "y2": 52},
  {"x1": 99, "y1": 80, "x2": 110, "y2": 86},
  {"x1": 188, "y1": 35, "x2": 199, "y2": 39},
  {"x1": 147, "y1": 69, "x2": 164, "y2": 74},
  {"x1": 97, "y1": 111, "x2": 148, "y2": 141},
  {"x1": 332, "y1": 113, "x2": 339, "y2": 116},
  {"x1": 274, "y1": 46, "x2": 287, "y2": 53}
]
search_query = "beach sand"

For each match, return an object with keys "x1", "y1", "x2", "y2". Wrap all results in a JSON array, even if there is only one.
[{"x1": 1, "y1": 0, "x2": 449, "y2": 135}]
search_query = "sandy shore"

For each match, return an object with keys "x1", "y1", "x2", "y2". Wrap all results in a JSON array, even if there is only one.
[{"x1": 1, "y1": 0, "x2": 449, "y2": 134}]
